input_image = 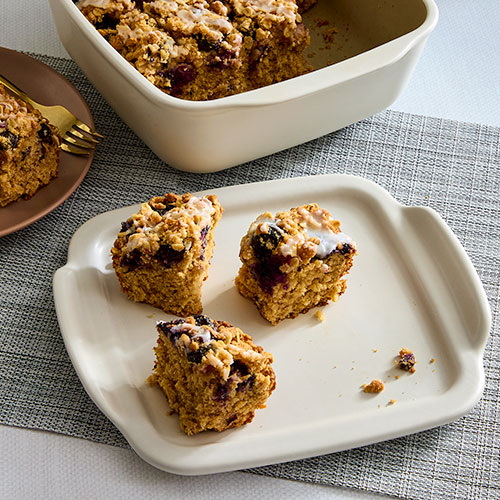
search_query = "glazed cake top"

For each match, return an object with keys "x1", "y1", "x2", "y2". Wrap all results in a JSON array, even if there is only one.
[
  {"x1": 76, "y1": 0, "x2": 301, "y2": 65},
  {"x1": 248, "y1": 203, "x2": 356, "y2": 262},
  {"x1": 157, "y1": 315, "x2": 273, "y2": 380},
  {"x1": 115, "y1": 192, "x2": 222, "y2": 255}
]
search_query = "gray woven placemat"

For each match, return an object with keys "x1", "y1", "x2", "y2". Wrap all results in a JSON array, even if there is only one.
[{"x1": 1, "y1": 54, "x2": 499, "y2": 500}]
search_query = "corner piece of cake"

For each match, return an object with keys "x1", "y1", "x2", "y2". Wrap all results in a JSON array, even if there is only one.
[
  {"x1": 0, "y1": 84, "x2": 61, "y2": 207},
  {"x1": 111, "y1": 192, "x2": 223, "y2": 316},
  {"x1": 235, "y1": 203, "x2": 356, "y2": 325},
  {"x1": 150, "y1": 314, "x2": 276, "y2": 435}
]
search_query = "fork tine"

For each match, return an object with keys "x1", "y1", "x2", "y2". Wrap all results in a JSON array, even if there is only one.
[
  {"x1": 74, "y1": 119, "x2": 104, "y2": 139},
  {"x1": 63, "y1": 134, "x2": 96, "y2": 150},
  {"x1": 68, "y1": 127, "x2": 100, "y2": 145},
  {"x1": 61, "y1": 143, "x2": 91, "y2": 156}
]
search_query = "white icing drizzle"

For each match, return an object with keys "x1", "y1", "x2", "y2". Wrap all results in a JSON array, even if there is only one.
[
  {"x1": 124, "y1": 195, "x2": 214, "y2": 253},
  {"x1": 233, "y1": 0, "x2": 297, "y2": 23},
  {"x1": 166, "y1": 196, "x2": 215, "y2": 228},
  {"x1": 149, "y1": 0, "x2": 233, "y2": 38},
  {"x1": 76, "y1": 0, "x2": 117, "y2": 8},
  {"x1": 279, "y1": 233, "x2": 304, "y2": 257},
  {"x1": 116, "y1": 23, "x2": 166, "y2": 43},
  {"x1": 251, "y1": 208, "x2": 355, "y2": 259},
  {"x1": 306, "y1": 227, "x2": 353, "y2": 258},
  {"x1": 176, "y1": 6, "x2": 233, "y2": 33},
  {"x1": 170, "y1": 322, "x2": 213, "y2": 345},
  {"x1": 227, "y1": 343, "x2": 261, "y2": 362}
]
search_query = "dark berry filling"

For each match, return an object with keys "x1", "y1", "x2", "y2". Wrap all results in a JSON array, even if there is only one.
[
  {"x1": 312, "y1": 241, "x2": 356, "y2": 261},
  {"x1": 193, "y1": 314, "x2": 217, "y2": 330},
  {"x1": 214, "y1": 382, "x2": 231, "y2": 403},
  {"x1": 37, "y1": 122, "x2": 54, "y2": 144},
  {"x1": 0, "y1": 130, "x2": 18, "y2": 149},
  {"x1": 186, "y1": 344, "x2": 213, "y2": 364},
  {"x1": 195, "y1": 34, "x2": 222, "y2": 52},
  {"x1": 399, "y1": 352, "x2": 416, "y2": 371},
  {"x1": 154, "y1": 203, "x2": 176, "y2": 216},
  {"x1": 94, "y1": 14, "x2": 118, "y2": 31},
  {"x1": 339, "y1": 242, "x2": 355, "y2": 255},
  {"x1": 120, "y1": 219, "x2": 134, "y2": 233},
  {"x1": 166, "y1": 64, "x2": 196, "y2": 96},
  {"x1": 157, "y1": 319, "x2": 187, "y2": 344},
  {"x1": 237, "y1": 373, "x2": 255, "y2": 392},
  {"x1": 156, "y1": 244, "x2": 185, "y2": 267},
  {"x1": 229, "y1": 361, "x2": 255, "y2": 392},
  {"x1": 251, "y1": 254, "x2": 290, "y2": 296},
  {"x1": 230, "y1": 360, "x2": 249, "y2": 376},
  {"x1": 121, "y1": 249, "x2": 141, "y2": 270},
  {"x1": 251, "y1": 225, "x2": 283, "y2": 260}
]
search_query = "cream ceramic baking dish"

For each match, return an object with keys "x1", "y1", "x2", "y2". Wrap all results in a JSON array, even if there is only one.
[{"x1": 49, "y1": 0, "x2": 438, "y2": 173}]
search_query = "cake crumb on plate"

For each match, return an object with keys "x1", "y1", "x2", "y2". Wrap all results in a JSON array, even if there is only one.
[
  {"x1": 362, "y1": 379, "x2": 384, "y2": 393},
  {"x1": 315, "y1": 309, "x2": 326, "y2": 322},
  {"x1": 396, "y1": 347, "x2": 417, "y2": 373}
]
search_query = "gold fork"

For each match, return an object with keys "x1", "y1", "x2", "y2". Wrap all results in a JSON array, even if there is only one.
[{"x1": 0, "y1": 73, "x2": 102, "y2": 156}]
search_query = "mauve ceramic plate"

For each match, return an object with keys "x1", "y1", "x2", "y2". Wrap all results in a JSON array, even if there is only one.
[{"x1": 0, "y1": 47, "x2": 94, "y2": 237}]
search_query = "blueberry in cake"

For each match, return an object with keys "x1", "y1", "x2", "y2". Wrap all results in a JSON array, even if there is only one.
[
  {"x1": 75, "y1": 0, "x2": 316, "y2": 101},
  {"x1": 111, "y1": 192, "x2": 223, "y2": 316},
  {"x1": 235, "y1": 203, "x2": 356, "y2": 325},
  {"x1": 0, "y1": 84, "x2": 61, "y2": 207},
  {"x1": 150, "y1": 314, "x2": 276, "y2": 434}
]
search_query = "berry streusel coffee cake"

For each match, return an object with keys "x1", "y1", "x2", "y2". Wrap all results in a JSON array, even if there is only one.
[
  {"x1": 76, "y1": 0, "x2": 315, "y2": 100},
  {"x1": 111, "y1": 192, "x2": 223, "y2": 316},
  {"x1": 0, "y1": 85, "x2": 60, "y2": 207},
  {"x1": 235, "y1": 203, "x2": 356, "y2": 325},
  {"x1": 150, "y1": 314, "x2": 276, "y2": 434}
]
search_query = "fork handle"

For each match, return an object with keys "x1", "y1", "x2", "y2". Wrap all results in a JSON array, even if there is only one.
[{"x1": 0, "y1": 73, "x2": 36, "y2": 108}]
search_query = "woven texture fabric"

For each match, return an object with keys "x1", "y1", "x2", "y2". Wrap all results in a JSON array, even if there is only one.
[{"x1": 0, "y1": 55, "x2": 499, "y2": 500}]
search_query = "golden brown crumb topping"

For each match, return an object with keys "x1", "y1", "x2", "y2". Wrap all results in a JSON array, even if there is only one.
[{"x1": 157, "y1": 315, "x2": 273, "y2": 380}]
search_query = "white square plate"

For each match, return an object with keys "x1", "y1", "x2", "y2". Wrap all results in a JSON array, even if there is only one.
[{"x1": 53, "y1": 174, "x2": 490, "y2": 475}]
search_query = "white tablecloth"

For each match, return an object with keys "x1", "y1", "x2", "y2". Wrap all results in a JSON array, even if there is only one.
[{"x1": 1, "y1": 1, "x2": 499, "y2": 498}]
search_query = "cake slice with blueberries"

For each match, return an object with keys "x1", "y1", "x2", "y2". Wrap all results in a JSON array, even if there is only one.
[
  {"x1": 150, "y1": 314, "x2": 276, "y2": 435},
  {"x1": 0, "y1": 84, "x2": 60, "y2": 207},
  {"x1": 235, "y1": 203, "x2": 356, "y2": 325},
  {"x1": 111, "y1": 192, "x2": 223, "y2": 316}
]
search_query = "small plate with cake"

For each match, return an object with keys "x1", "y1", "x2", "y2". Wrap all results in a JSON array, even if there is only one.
[{"x1": 0, "y1": 47, "x2": 95, "y2": 237}]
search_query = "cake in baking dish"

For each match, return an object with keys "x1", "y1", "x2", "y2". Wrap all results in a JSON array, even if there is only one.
[
  {"x1": 150, "y1": 314, "x2": 276, "y2": 434},
  {"x1": 75, "y1": 0, "x2": 316, "y2": 101},
  {"x1": 0, "y1": 84, "x2": 60, "y2": 207},
  {"x1": 111, "y1": 192, "x2": 223, "y2": 316},
  {"x1": 235, "y1": 203, "x2": 356, "y2": 325}
]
